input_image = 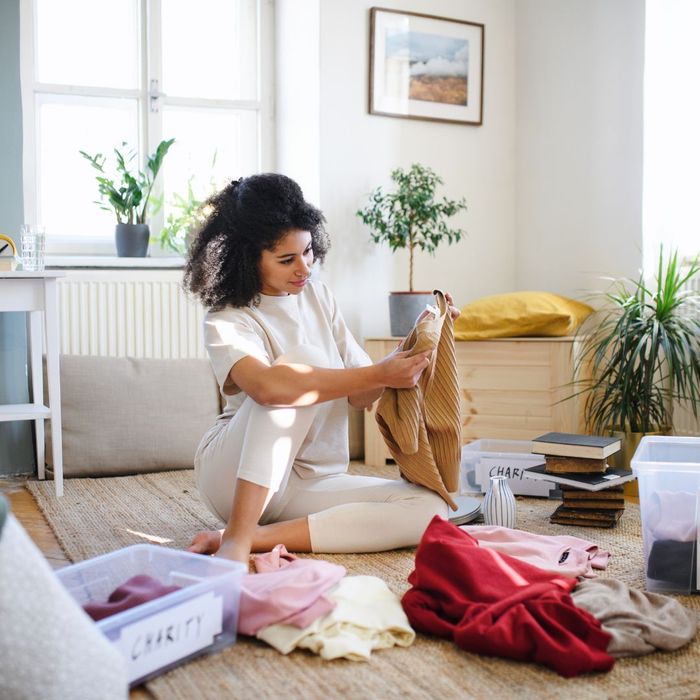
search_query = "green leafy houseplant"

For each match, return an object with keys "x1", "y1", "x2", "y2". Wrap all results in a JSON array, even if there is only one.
[
  {"x1": 80, "y1": 138, "x2": 175, "y2": 224},
  {"x1": 356, "y1": 163, "x2": 467, "y2": 292},
  {"x1": 154, "y1": 157, "x2": 218, "y2": 255},
  {"x1": 573, "y1": 248, "x2": 700, "y2": 435},
  {"x1": 155, "y1": 178, "x2": 206, "y2": 255}
]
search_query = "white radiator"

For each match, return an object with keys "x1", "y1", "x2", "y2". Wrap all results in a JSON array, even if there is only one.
[
  {"x1": 674, "y1": 271, "x2": 700, "y2": 435},
  {"x1": 57, "y1": 270, "x2": 207, "y2": 359}
]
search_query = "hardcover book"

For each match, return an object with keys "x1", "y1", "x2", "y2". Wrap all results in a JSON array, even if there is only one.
[
  {"x1": 544, "y1": 455, "x2": 608, "y2": 474},
  {"x1": 531, "y1": 432, "x2": 621, "y2": 460},
  {"x1": 561, "y1": 487, "x2": 624, "y2": 500},
  {"x1": 550, "y1": 504, "x2": 624, "y2": 528},
  {"x1": 523, "y1": 463, "x2": 635, "y2": 491},
  {"x1": 561, "y1": 498, "x2": 625, "y2": 510}
]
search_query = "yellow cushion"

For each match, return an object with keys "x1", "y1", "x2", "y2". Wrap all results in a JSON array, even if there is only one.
[{"x1": 453, "y1": 291, "x2": 593, "y2": 340}]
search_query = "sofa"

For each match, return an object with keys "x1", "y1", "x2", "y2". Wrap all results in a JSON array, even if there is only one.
[{"x1": 46, "y1": 355, "x2": 363, "y2": 478}]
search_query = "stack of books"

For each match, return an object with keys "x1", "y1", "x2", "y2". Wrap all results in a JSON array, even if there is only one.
[{"x1": 524, "y1": 432, "x2": 632, "y2": 528}]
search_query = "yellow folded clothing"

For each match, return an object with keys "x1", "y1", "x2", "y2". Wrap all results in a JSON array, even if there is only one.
[
  {"x1": 454, "y1": 291, "x2": 593, "y2": 340},
  {"x1": 256, "y1": 575, "x2": 415, "y2": 661}
]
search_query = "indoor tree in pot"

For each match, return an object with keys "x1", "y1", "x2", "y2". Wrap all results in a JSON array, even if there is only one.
[
  {"x1": 80, "y1": 138, "x2": 174, "y2": 257},
  {"x1": 356, "y1": 163, "x2": 467, "y2": 337},
  {"x1": 571, "y1": 248, "x2": 700, "y2": 471}
]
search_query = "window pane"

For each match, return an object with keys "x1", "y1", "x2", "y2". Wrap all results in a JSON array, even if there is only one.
[
  {"x1": 161, "y1": 0, "x2": 258, "y2": 100},
  {"x1": 37, "y1": 95, "x2": 139, "y2": 238},
  {"x1": 161, "y1": 106, "x2": 258, "y2": 218},
  {"x1": 35, "y1": 0, "x2": 139, "y2": 89},
  {"x1": 644, "y1": 0, "x2": 700, "y2": 264}
]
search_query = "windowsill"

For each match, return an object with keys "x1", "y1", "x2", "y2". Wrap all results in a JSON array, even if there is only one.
[{"x1": 46, "y1": 255, "x2": 186, "y2": 269}]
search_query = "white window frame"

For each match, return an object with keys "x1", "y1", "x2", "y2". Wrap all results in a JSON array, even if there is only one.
[{"x1": 19, "y1": 0, "x2": 275, "y2": 257}]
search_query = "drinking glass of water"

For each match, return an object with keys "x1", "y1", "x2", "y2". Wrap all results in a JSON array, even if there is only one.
[{"x1": 20, "y1": 225, "x2": 46, "y2": 272}]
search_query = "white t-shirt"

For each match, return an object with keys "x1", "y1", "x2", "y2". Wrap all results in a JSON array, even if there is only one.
[{"x1": 203, "y1": 280, "x2": 372, "y2": 479}]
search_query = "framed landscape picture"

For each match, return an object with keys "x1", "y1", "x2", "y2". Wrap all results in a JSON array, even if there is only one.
[{"x1": 369, "y1": 8, "x2": 484, "y2": 126}]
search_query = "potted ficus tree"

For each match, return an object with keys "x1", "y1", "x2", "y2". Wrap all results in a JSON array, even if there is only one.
[
  {"x1": 571, "y1": 248, "x2": 700, "y2": 470},
  {"x1": 80, "y1": 138, "x2": 174, "y2": 257},
  {"x1": 357, "y1": 163, "x2": 467, "y2": 336}
]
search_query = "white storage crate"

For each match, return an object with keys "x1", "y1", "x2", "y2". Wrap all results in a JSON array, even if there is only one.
[
  {"x1": 461, "y1": 439, "x2": 554, "y2": 497},
  {"x1": 56, "y1": 544, "x2": 246, "y2": 686},
  {"x1": 631, "y1": 436, "x2": 700, "y2": 594}
]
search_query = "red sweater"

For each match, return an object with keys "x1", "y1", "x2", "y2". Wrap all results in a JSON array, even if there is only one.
[{"x1": 402, "y1": 517, "x2": 613, "y2": 677}]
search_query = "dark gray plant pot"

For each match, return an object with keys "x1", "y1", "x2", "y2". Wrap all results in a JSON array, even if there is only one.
[
  {"x1": 115, "y1": 223, "x2": 150, "y2": 257},
  {"x1": 389, "y1": 291, "x2": 435, "y2": 337}
]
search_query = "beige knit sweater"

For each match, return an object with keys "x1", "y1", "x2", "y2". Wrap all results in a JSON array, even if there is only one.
[{"x1": 375, "y1": 290, "x2": 462, "y2": 510}]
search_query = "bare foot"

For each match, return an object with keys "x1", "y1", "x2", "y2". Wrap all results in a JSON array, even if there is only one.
[{"x1": 187, "y1": 530, "x2": 223, "y2": 555}]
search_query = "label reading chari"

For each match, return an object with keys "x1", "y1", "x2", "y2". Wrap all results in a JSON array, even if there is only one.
[{"x1": 113, "y1": 591, "x2": 223, "y2": 682}]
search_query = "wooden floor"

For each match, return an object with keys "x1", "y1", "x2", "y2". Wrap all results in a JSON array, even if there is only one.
[
  {"x1": 1, "y1": 477, "x2": 70, "y2": 569},
  {"x1": 0, "y1": 476, "x2": 152, "y2": 699}
]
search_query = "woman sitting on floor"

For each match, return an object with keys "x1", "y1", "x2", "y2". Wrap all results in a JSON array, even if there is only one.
[{"x1": 184, "y1": 173, "x2": 459, "y2": 563}]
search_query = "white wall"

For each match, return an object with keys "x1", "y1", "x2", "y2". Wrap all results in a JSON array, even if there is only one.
[
  {"x1": 515, "y1": 0, "x2": 645, "y2": 296},
  {"x1": 276, "y1": 0, "x2": 646, "y2": 339},
  {"x1": 275, "y1": 0, "x2": 321, "y2": 204},
  {"x1": 317, "y1": 0, "x2": 517, "y2": 338}
]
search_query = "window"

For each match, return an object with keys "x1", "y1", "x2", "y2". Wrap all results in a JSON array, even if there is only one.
[
  {"x1": 20, "y1": 0, "x2": 273, "y2": 256},
  {"x1": 643, "y1": 0, "x2": 700, "y2": 267}
]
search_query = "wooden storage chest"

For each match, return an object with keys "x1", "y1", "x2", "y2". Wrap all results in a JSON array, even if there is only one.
[{"x1": 363, "y1": 336, "x2": 586, "y2": 467}]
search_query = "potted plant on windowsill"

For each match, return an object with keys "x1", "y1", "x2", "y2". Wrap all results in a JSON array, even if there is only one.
[
  {"x1": 357, "y1": 163, "x2": 467, "y2": 337},
  {"x1": 571, "y1": 248, "x2": 700, "y2": 471},
  {"x1": 153, "y1": 163, "x2": 217, "y2": 256},
  {"x1": 80, "y1": 138, "x2": 174, "y2": 257}
]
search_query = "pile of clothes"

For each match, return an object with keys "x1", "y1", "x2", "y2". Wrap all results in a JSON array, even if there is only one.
[
  {"x1": 82, "y1": 517, "x2": 698, "y2": 674},
  {"x1": 402, "y1": 516, "x2": 697, "y2": 676}
]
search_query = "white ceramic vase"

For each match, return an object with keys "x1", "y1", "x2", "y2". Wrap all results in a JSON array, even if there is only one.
[{"x1": 482, "y1": 475, "x2": 517, "y2": 528}]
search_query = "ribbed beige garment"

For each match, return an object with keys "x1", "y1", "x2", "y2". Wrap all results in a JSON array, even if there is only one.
[{"x1": 375, "y1": 290, "x2": 461, "y2": 510}]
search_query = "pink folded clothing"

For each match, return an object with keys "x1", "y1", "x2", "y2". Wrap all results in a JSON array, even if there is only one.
[
  {"x1": 460, "y1": 525, "x2": 610, "y2": 578},
  {"x1": 83, "y1": 574, "x2": 181, "y2": 622},
  {"x1": 239, "y1": 544, "x2": 345, "y2": 636}
]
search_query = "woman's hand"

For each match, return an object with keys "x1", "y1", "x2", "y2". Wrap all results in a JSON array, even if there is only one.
[
  {"x1": 445, "y1": 291, "x2": 461, "y2": 321},
  {"x1": 415, "y1": 291, "x2": 461, "y2": 325},
  {"x1": 377, "y1": 348, "x2": 432, "y2": 389},
  {"x1": 187, "y1": 529, "x2": 223, "y2": 555}
]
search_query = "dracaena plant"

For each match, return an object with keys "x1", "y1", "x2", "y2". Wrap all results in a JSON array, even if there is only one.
[
  {"x1": 356, "y1": 163, "x2": 467, "y2": 291},
  {"x1": 80, "y1": 138, "x2": 175, "y2": 225},
  {"x1": 572, "y1": 248, "x2": 700, "y2": 434}
]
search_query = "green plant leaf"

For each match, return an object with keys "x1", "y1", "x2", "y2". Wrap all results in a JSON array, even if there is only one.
[
  {"x1": 568, "y1": 247, "x2": 700, "y2": 433},
  {"x1": 356, "y1": 163, "x2": 467, "y2": 290},
  {"x1": 80, "y1": 138, "x2": 175, "y2": 227}
]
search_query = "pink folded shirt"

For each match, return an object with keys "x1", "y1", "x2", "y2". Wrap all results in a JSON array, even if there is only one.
[
  {"x1": 460, "y1": 525, "x2": 610, "y2": 578},
  {"x1": 83, "y1": 574, "x2": 181, "y2": 622},
  {"x1": 238, "y1": 544, "x2": 345, "y2": 636}
]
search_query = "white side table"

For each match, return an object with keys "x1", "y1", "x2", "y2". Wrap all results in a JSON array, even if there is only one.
[{"x1": 0, "y1": 271, "x2": 65, "y2": 496}]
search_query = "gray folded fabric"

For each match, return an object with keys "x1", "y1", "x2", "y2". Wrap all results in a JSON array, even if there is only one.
[{"x1": 571, "y1": 578, "x2": 698, "y2": 657}]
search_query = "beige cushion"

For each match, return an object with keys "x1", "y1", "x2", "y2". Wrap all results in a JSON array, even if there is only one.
[{"x1": 47, "y1": 356, "x2": 220, "y2": 477}]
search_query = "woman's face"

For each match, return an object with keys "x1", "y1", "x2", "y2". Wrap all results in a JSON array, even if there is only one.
[{"x1": 259, "y1": 228, "x2": 314, "y2": 296}]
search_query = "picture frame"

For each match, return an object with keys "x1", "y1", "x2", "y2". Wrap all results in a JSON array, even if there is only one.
[{"x1": 369, "y1": 8, "x2": 484, "y2": 126}]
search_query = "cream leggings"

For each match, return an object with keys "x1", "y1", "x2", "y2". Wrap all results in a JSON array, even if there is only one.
[{"x1": 194, "y1": 346, "x2": 448, "y2": 553}]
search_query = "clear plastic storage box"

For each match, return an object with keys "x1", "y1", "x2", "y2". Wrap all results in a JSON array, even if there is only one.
[
  {"x1": 631, "y1": 436, "x2": 700, "y2": 594},
  {"x1": 461, "y1": 439, "x2": 554, "y2": 497},
  {"x1": 56, "y1": 544, "x2": 246, "y2": 686}
]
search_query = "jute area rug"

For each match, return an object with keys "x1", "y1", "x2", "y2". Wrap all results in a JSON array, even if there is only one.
[{"x1": 28, "y1": 464, "x2": 700, "y2": 700}]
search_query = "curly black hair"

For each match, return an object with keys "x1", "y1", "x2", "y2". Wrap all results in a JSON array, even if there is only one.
[{"x1": 184, "y1": 173, "x2": 330, "y2": 309}]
